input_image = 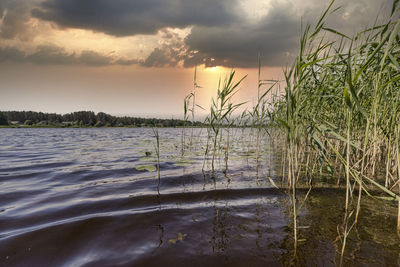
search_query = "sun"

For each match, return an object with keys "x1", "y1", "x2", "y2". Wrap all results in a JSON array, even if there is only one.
[{"x1": 207, "y1": 66, "x2": 218, "y2": 72}]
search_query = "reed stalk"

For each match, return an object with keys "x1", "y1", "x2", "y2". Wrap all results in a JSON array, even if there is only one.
[{"x1": 152, "y1": 128, "x2": 161, "y2": 195}]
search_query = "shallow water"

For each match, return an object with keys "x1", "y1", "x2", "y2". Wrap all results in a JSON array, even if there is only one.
[{"x1": 0, "y1": 128, "x2": 399, "y2": 266}]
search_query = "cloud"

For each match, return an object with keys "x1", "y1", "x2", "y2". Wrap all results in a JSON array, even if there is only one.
[
  {"x1": 0, "y1": 46, "x2": 26, "y2": 62},
  {"x1": 79, "y1": 50, "x2": 113, "y2": 66},
  {"x1": 0, "y1": 0, "x2": 39, "y2": 41},
  {"x1": 32, "y1": 0, "x2": 237, "y2": 36},
  {"x1": 0, "y1": 45, "x2": 136, "y2": 66},
  {"x1": 183, "y1": 2, "x2": 299, "y2": 68},
  {"x1": 115, "y1": 58, "x2": 139, "y2": 66},
  {"x1": 140, "y1": 30, "x2": 186, "y2": 67},
  {"x1": 142, "y1": 0, "x2": 395, "y2": 68},
  {"x1": 26, "y1": 45, "x2": 76, "y2": 64},
  {"x1": 0, "y1": 0, "x2": 394, "y2": 68}
]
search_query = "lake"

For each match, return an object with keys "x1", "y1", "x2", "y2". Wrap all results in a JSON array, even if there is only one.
[{"x1": 0, "y1": 128, "x2": 399, "y2": 266}]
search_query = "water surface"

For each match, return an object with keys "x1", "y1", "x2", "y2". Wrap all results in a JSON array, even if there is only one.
[{"x1": 0, "y1": 128, "x2": 399, "y2": 266}]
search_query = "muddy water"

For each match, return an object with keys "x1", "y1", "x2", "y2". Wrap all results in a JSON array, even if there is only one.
[{"x1": 0, "y1": 128, "x2": 399, "y2": 266}]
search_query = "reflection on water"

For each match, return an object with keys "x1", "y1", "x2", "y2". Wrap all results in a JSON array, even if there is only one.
[{"x1": 0, "y1": 128, "x2": 399, "y2": 266}]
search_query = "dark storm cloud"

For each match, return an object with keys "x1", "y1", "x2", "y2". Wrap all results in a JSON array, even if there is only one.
[
  {"x1": 183, "y1": 3, "x2": 299, "y2": 68},
  {"x1": 0, "y1": 45, "x2": 126, "y2": 66},
  {"x1": 137, "y1": 7, "x2": 301, "y2": 69},
  {"x1": 139, "y1": 0, "x2": 395, "y2": 68},
  {"x1": 31, "y1": 0, "x2": 237, "y2": 36},
  {"x1": 0, "y1": 0, "x2": 396, "y2": 67},
  {"x1": 182, "y1": 0, "x2": 395, "y2": 68}
]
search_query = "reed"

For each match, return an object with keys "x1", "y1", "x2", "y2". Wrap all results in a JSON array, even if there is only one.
[
  {"x1": 205, "y1": 70, "x2": 246, "y2": 176},
  {"x1": 270, "y1": 0, "x2": 400, "y2": 261},
  {"x1": 179, "y1": 0, "x2": 399, "y2": 261},
  {"x1": 152, "y1": 128, "x2": 161, "y2": 195},
  {"x1": 250, "y1": 52, "x2": 278, "y2": 172}
]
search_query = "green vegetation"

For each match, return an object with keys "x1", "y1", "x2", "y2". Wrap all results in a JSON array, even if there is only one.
[
  {"x1": 206, "y1": 71, "x2": 246, "y2": 175},
  {"x1": 268, "y1": 0, "x2": 399, "y2": 263},
  {"x1": 136, "y1": 165, "x2": 157, "y2": 172},
  {"x1": 1, "y1": 0, "x2": 398, "y2": 263},
  {"x1": 186, "y1": 0, "x2": 400, "y2": 264},
  {"x1": 1, "y1": 110, "x2": 203, "y2": 128},
  {"x1": 0, "y1": 112, "x2": 8, "y2": 125},
  {"x1": 153, "y1": 128, "x2": 161, "y2": 194}
]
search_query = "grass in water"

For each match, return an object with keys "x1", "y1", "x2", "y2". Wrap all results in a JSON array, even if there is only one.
[
  {"x1": 184, "y1": 0, "x2": 399, "y2": 263},
  {"x1": 269, "y1": 0, "x2": 400, "y2": 263},
  {"x1": 176, "y1": 0, "x2": 399, "y2": 263}
]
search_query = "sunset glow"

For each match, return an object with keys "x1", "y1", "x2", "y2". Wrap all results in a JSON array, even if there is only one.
[
  {"x1": 0, "y1": 0, "x2": 390, "y2": 118},
  {"x1": 207, "y1": 66, "x2": 218, "y2": 72}
]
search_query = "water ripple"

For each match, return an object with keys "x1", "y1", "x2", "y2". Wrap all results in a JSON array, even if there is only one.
[{"x1": 0, "y1": 128, "x2": 398, "y2": 266}]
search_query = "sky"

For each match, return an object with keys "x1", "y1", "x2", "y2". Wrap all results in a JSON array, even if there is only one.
[{"x1": 0, "y1": 0, "x2": 395, "y2": 118}]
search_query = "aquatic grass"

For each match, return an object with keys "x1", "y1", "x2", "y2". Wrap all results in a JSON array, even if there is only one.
[
  {"x1": 250, "y1": 52, "x2": 279, "y2": 173},
  {"x1": 174, "y1": 0, "x2": 399, "y2": 262},
  {"x1": 152, "y1": 128, "x2": 161, "y2": 194},
  {"x1": 206, "y1": 71, "x2": 246, "y2": 176},
  {"x1": 181, "y1": 92, "x2": 191, "y2": 156},
  {"x1": 182, "y1": 66, "x2": 203, "y2": 156},
  {"x1": 269, "y1": 0, "x2": 400, "y2": 261},
  {"x1": 190, "y1": 66, "x2": 203, "y2": 145}
]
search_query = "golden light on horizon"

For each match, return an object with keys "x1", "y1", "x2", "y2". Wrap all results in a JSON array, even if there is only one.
[{"x1": 207, "y1": 66, "x2": 218, "y2": 72}]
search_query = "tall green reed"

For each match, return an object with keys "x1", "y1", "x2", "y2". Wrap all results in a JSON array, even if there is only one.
[
  {"x1": 270, "y1": 0, "x2": 400, "y2": 261},
  {"x1": 206, "y1": 71, "x2": 246, "y2": 176}
]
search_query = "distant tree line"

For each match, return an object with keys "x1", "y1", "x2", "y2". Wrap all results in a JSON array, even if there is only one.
[
  {"x1": 0, "y1": 112, "x2": 8, "y2": 125},
  {"x1": 1, "y1": 110, "x2": 203, "y2": 127}
]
